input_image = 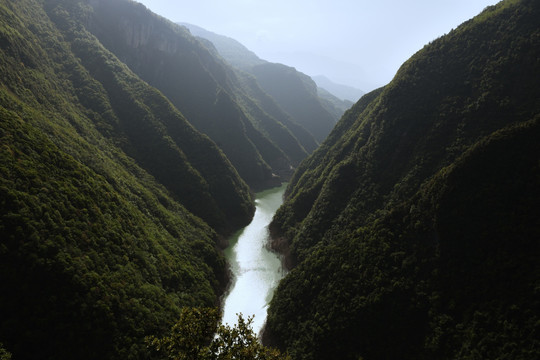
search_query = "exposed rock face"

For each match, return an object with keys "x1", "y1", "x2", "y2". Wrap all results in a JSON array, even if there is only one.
[
  {"x1": 83, "y1": 0, "x2": 313, "y2": 190},
  {"x1": 0, "y1": 0, "x2": 257, "y2": 358}
]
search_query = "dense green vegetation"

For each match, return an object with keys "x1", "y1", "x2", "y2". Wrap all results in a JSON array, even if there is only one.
[
  {"x1": 265, "y1": 0, "x2": 540, "y2": 359},
  {"x1": 147, "y1": 307, "x2": 290, "y2": 360},
  {"x1": 316, "y1": 86, "x2": 355, "y2": 121},
  {"x1": 0, "y1": 0, "x2": 256, "y2": 358},
  {"x1": 0, "y1": 343, "x2": 10, "y2": 360},
  {"x1": 250, "y1": 63, "x2": 337, "y2": 143},
  {"x1": 44, "y1": 0, "x2": 254, "y2": 225},
  {"x1": 1, "y1": 103, "x2": 221, "y2": 359},
  {"x1": 72, "y1": 0, "x2": 327, "y2": 188},
  {"x1": 2, "y1": 0, "x2": 538, "y2": 359},
  {"x1": 183, "y1": 23, "x2": 342, "y2": 147}
]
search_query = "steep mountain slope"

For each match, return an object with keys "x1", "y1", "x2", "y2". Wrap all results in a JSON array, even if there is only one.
[
  {"x1": 182, "y1": 22, "x2": 329, "y2": 154},
  {"x1": 231, "y1": 69, "x2": 320, "y2": 156},
  {"x1": 0, "y1": 0, "x2": 253, "y2": 358},
  {"x1": 312, "y1": 75, "x2": 365, "y2": 102},
  {"x1": 251, "y1": 63, "x2": 337, "y2": 143},
  {"x1": 314, "y1": 86, "x2": 354, "y2": 121},
  {"x1": 44, "y1": 0, "x2": 254, "y2": 234},
  {"x1": 180, "y1": 22, "x2": 265, "y2": 70},
  {"x1": 183, "y1": 23, "x2": 341, "y2": 143},
  {"x1": 264, "y1": 0, "x2": 540, "y2": 359},
  {"x1": 70, "y1": 0, "x2": 317, "y2": 188}
]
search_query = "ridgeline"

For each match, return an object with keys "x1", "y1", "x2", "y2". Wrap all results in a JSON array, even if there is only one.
[{"x1": 264, "y1": 0, "x2": 540, "y2": 359}]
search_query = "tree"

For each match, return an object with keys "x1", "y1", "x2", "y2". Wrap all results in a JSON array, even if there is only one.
[
  {"x1": 0, "y1": 343, "x2": 12, "y2": 360},
  {"x1": 147, "y1": 307, "x2": 290, "y2": 360}
]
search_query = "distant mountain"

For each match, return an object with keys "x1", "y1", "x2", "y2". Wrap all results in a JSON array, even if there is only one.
[
  {"x1": 250, "y1": 62, "x2": 337, "y2": 142},
  {"x1": 182, "y1": 22, "x2": 344, "y2": 141},
  {"x1": 264, "y1": 0, "x2": 540, "y2": 359},
  {"x1": 81, "y1": 0, "x2": 319, "y2": 190},
  {"x1": 312, "y1": 75, "x2": 365, "y2": 102},
  {"x1": 179, "y1": 22, "x2": 265, "y2": 69},
  {"x1": 182, "y1": 23, "x2": 354, "y2": 124},
  {"x1": 316, "y1": 86, "x2": 355, "y2": 120}
]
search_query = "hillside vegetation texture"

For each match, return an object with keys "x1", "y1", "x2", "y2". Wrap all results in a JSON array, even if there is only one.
[
  {"x1": 265, "y1": 0, "x2": 540, "y2": 359},
  {"x1": 0, "y1": 0, "x2": 257, "y2": 358},
  {"x1": 77, "y1": 0, "x2": 329, "y2": 189},
  {"x1": 183, "y1": 22, "x2": 339, "y2": 147}
]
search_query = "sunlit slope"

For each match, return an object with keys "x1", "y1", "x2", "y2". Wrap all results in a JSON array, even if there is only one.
[
  {"x1": 265, "y1": 0, "x2": 540, "y2": 359},
  {"x1": 251, "y1": 62, "x2": 338, "y2": 143},
  {"x1": 0, "y1": 0, "x2": 254, "y2": 358},
  {"x1": 77, "y1": 0, "x2": 317, "y2": 188},
  {"x1": 183, "y1": 22, "x2": 342, "y2": 147}
]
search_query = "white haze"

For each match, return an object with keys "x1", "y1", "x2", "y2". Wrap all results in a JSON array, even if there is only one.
[{"x1": 135, "y1": 0, "x2": 499, "y2": 92}]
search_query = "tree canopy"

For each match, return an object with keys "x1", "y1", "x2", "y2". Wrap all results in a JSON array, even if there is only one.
[{"x1": 147, "y1": 308, "x2": 290, "y2": 360}]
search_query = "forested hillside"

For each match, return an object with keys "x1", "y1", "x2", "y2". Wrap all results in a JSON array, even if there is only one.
[
  {"x1": 265, "y1": 0, "x2": 540, "y2": 359},
  {"x1": 183, "y1": 23, "x2": 340, "y2": 144},
  {"x1": 312, "y1": 75, "x2": 365, "y2": 102},
  {"x1": 185, "y1": 22, "x2": 355, "y2": 126},
  {"x1": 0, "y1": 0, "x2": 254, "y2": 358},
  {"x1": 250, "y1": 63, "x2": 337, "y2": 143},
  {"x1": 316, "y1": 86, "x2": 355, "y2": 121},
  {"x1": 69, "y1": 0, "x2": 327, "y2": 188}
]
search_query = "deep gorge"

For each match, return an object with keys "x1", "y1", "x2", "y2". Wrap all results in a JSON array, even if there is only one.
[{"x1": 0, "y1": 0, "x2": 538, "y2": 359}]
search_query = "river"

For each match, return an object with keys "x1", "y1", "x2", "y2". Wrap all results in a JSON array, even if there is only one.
[{"x1": 221, "y1": 183, "x2": 287, "y2": 336}]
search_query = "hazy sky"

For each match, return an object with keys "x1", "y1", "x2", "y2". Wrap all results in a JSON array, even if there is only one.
[{"x1": 135, "y1": 0, "x2": 499, "y2": 91}]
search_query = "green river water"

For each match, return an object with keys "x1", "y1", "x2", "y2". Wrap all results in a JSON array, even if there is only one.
[{"x1": 221, "y1": 183, "x2": 287, "y2": 336}]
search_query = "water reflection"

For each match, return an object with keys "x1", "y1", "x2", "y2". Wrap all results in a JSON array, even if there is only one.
[{"x1": 222, "y1": 183, "x2": 287, "y2": 335}]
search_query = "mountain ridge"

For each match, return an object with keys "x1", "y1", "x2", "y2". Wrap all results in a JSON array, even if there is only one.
[
  {"x1": 78, "y1": 0, "x2": 325, "y2": 189},
  {"x1": 264, "y1": 0, "x2": 540, "y2": 358},
  {"x1": 0, "y1": 0, "x2": 261, "y2": 357},
  {"x1": 180, "y1": 22, "x2": 266, "y2": 70},
  {"x1": 182, "y1": 22, "x2": 344, "y2": 142},
  {"x1": 182, "y1": 22, "x2": 364, "y2": 104},
  {"x1": 312, "y1": 75, "x2": 365, "y2": 102}
]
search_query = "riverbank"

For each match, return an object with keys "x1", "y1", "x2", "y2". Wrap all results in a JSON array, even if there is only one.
[{"x1": 220, "y1": 183, "x2": 288, "y2": 336}]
